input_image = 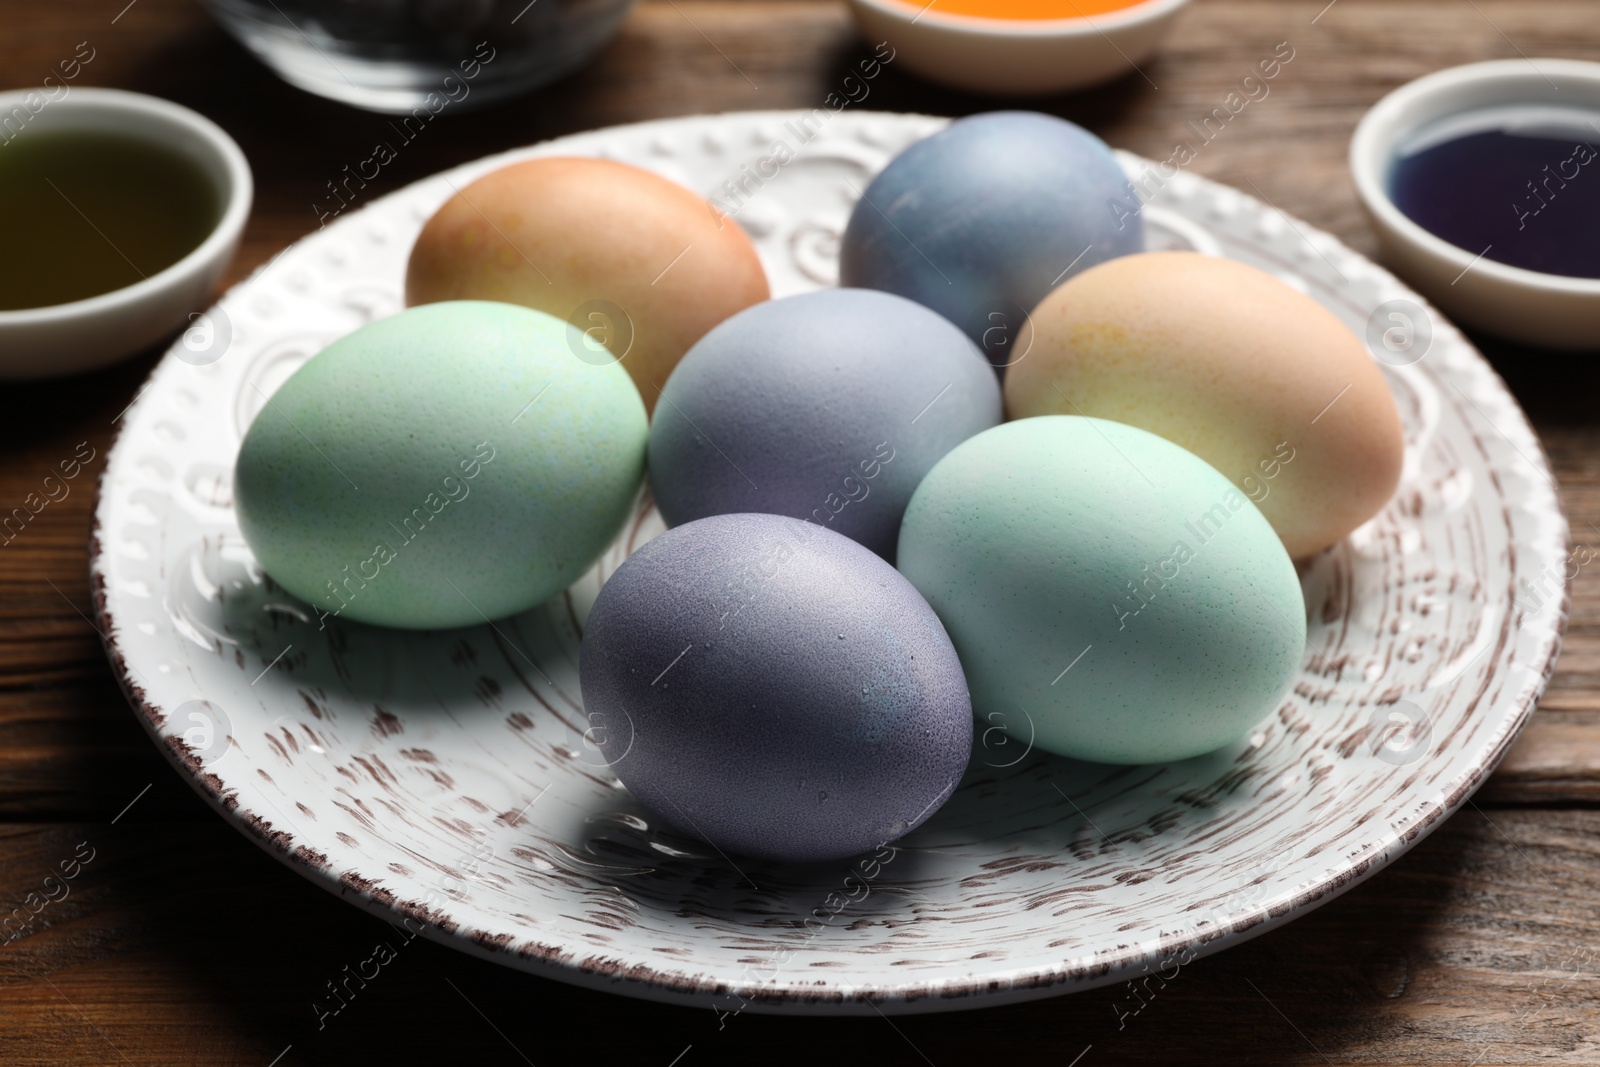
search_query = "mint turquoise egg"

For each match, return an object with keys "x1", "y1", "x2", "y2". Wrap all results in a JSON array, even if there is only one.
[
  {"x1": 896, "y1": 416, "x2": 1305, "y2": 765},
  {"x1": 233, "y1": 301, "x2": 647, "y2": 629}
]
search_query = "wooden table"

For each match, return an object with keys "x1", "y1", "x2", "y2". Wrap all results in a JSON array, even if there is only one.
[{"x1": 5, "y1": 1, "x2": 1600, "y2": 1062}]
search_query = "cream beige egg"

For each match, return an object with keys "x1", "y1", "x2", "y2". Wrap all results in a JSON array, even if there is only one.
[
  {"x1": 1005, "y1": 251, "x2": 1404, "y2": 559},
  {"x1": 406, "y1": 157, "x2": 770, "y2": 412}
]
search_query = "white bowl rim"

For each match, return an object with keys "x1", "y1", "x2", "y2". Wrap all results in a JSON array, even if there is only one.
[
  {"x1": 0, "y1": 87, "x2": 253, "y2": 325},
  {"x1": 849, "y1": 0, "x2": 1190, "y2": 38},
  {"x1": 1349, "y1": 57, "x2": 1600, "y2": 298}
]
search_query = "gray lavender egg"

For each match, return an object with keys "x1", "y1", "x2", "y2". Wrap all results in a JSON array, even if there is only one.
[
  {"x1": 839, "y1": 111, "x2": 1144, "y2": 366},
  {"x1": 578, "y1": 512, "x2": 972, "y2": 864},
  {"x1": 647, "y1": 289, "x2": 1000, "y2": 560}
]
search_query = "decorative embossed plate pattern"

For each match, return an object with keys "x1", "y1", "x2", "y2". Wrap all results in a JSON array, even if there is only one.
[{"x1": 90, "y1": 111, "x2": 1569, "y2": 1015}]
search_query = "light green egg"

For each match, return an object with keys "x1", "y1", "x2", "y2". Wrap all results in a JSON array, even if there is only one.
[
  {"x1": 896, "y1": 415, "x2": 1305, "y2": 764},
  {"x1": 234, "y1": 300, "x2": 647, "y2": 629}
]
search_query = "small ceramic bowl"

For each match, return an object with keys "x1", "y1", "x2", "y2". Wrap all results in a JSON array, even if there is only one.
[
  {"x1": 846, "y1": 0, "x2": 1189, "y2": 97},
  {"x1": 1351, "y1": 59, "x2": 1600, "y2": 350},
  {"x1": 0, "y1": 88, "x2": 251, "y2": 379}
]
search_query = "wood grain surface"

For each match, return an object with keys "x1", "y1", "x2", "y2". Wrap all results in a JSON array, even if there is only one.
[{"x1": 3, "y1": 0, "x2": 1600, "y2": 1063}]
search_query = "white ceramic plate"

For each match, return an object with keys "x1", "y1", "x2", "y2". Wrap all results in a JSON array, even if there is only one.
[{"x1": 91, "y1": 110, "x2": 1569, "y2": 1015}]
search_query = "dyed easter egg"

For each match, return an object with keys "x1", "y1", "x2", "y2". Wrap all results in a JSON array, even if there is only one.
[
  {"x1": 580, "y1": 512, "x2": 972, "y2": 863},
  {"x1": 897, "y1": 416, "x2": 1305, "y2": 765},
  {"x1": 1005, "y1": 252, "x2": 1405, "y2": 558},
  {"x1": 839, "y1": 111, "x2": 1142, "y2": 364},
  {"x1": 234, "y1": 301, "x2": 647, "y2": 630},
  {"x1": 405, "y1": 156, "x2": 771, "y2": 412},
  {"x1": 648, "y1": 289, "x2": 1001, "y2": 559}
]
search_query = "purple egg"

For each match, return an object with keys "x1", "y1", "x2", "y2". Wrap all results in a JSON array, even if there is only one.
[
  {"x1": 648, "y1": 289, "x2": 1001, "y2": 561},
  {"x1": 579, "y1": 512, "x2": 972, "y2": 864},
  {"x1": 839, "y1": 111, "x2": 1144, "y2": 366}
]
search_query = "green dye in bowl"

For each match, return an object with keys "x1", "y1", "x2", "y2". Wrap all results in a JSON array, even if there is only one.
[{"x1": 0, "y1": 129, "x2": 220, "y2": 311}]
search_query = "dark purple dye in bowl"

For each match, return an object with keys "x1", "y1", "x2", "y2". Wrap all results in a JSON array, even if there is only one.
[{"x1": 1388, "y1": 106, "x2": 1600, "y2": 279}]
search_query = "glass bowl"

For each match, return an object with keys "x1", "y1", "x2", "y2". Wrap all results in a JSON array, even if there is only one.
[{"x1": 203, "y1": 0, "x2": 638, "y2": 114}]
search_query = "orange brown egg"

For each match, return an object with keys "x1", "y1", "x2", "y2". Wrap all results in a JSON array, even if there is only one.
[{"x1": 406, "y1": 157, "x2": 771, "y2": 412}]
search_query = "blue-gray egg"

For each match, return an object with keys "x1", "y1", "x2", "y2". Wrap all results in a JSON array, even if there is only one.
[
  {"x1": 839, "y1": 111, "x2": 1143, "y2": 365},
  {"x1": 579, "y1": 512, "x2": 972, "y2": 864},
  {"x1": 648, "y1": 289, "x2": 1000, "y2": 560}
]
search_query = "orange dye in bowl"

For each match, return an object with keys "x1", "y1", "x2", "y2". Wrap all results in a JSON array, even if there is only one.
[{"x1": 913, "y1": 0, "x2": 1151, "y2": 18}]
